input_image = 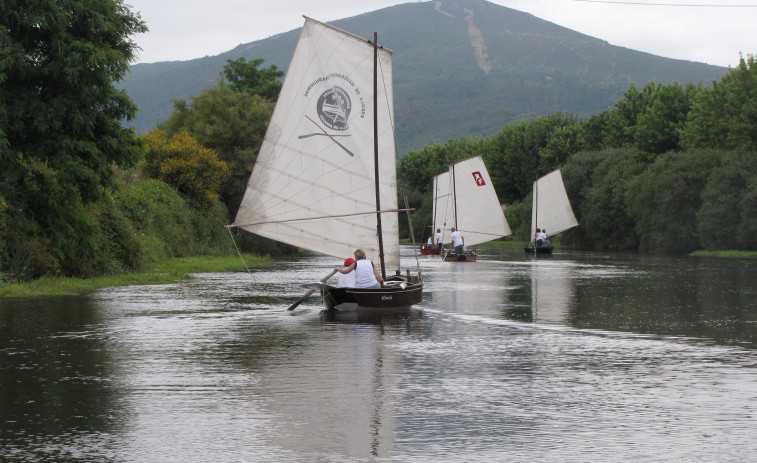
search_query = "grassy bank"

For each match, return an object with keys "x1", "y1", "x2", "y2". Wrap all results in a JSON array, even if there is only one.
[
  {"x1": 0, "y1": 254, "x2": 270, "y2": 298},
  {"x1": 690, "y1": 250, "x2": 757, "y2": 259}
]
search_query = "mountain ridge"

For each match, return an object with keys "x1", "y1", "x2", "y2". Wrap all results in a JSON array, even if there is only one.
[{"x1": 120, "y1": 0, "x2": 727, "y2": 154}]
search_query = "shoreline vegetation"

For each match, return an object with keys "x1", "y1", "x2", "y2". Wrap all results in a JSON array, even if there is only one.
[
  {"x1": 0, "y1": 254, "x2": 270, "y2": 298},
  {"x1": 690, "y1": 250, "x2": 757, "y2": 259},
  {"x1": 407, "y1": 238, "x2": 757, "y2": 258},
  {"x1": 3, "y1": 246, "x2": 755, "y2": 299}
]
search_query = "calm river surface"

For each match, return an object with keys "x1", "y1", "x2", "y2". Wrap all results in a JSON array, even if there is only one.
[{"x1": 2, "y1": 246, "x2": 757, "y2": 462}]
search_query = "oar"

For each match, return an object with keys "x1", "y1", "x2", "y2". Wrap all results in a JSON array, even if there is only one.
[
  {"x1": 286, "y1": 289, "x2": 314, "y2": 311},
  {"x1": 287, "y1": 269, "x2": 338, "y2": 311}
]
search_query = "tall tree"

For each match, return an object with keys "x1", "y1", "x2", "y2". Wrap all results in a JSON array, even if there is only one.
[
  {"x1": 0, "y1": 0, "x2": 146, "y2": 278},
  {"x1": 682, "y1": 55, "x2": 757, "y2": 151},
  {"x1": 160, "y1": 85, "x2": 274, "y2": 214},
  {"x1": 625, "y1": 149, "x2": 722, "y2": 253},
  {"x1": 634, "y1": 82, "x2": 698, "y2": 158},
  {"x1": 222, "y1": 57, "x2": 284, "y2": 101},
  {"x1": 1, "y1": 0, "x2": 147, "y2": 201}
]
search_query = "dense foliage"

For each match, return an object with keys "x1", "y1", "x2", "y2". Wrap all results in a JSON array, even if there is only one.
[
  {"x1": 398, "y1": 55, "x2": 757, "y2": 254},
  {"x1": 222, "y1": 57, "x2": 284, "y2": 101},
  {"x1": 1, "y1": 0, "x2": 147, "y2": 280},
  {"x1": 0, "y1": 2, "x2": 284, "y2": 284}
]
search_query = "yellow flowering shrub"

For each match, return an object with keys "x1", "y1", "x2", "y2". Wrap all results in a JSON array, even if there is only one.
[{"x1": 141, "y1": 129, "x2": 229, "y2": 207}]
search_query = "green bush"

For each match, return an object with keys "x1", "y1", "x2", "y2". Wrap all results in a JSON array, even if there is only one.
[
  {"x1": 562, "y1": 149, "x2": 644, "y2": 250},
  {"x1": 626, "y1": 149, "x2": 723, "y2": 253},
  {"x1": 503, "y1": 199, "x2": 530, "y2": 241},
  {"x1": 697, "y1": 151, "x2": 757, "y2": 251}
]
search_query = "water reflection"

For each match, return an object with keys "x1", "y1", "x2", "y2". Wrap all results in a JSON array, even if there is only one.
[
  {"x1": 0, "y1": 297, "x2": 121, "y2": 460},
  {"x1": 2, "y1": 249, "x2": 757, "y2": 461},
  {"x1": 530, "y1": 259, "x2": 575, "y2": 324}
]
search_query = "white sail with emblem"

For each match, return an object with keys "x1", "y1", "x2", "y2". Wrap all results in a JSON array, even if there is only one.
[
  {"x1": 448, "y1": 156, "x2": 511, "y2": 246},
  {"x1": 232, "y1": 17, "x2": 400, "y2": 271}
]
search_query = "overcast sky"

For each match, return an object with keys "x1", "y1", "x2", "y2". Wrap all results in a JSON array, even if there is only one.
[{"x1": 125, "y1": 0, "x2": 755, "y2": 68}]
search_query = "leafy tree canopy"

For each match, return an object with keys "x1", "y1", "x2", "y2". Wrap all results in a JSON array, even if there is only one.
[
  {"x1": 682, "y1": 54, "x2": 757, "y2": 151},
  {"x1": 159, "y1": 85, "x2": 274, "y2": 214},
  {"x1": 1, "y1": 0, "x2": 147, "y2": 202},
  {"x1": 222, "y1": 57, "x2": 284, "y2": 101},
  {"x1": 1, "y1": 0, "x2": 146, "y2": 279}
]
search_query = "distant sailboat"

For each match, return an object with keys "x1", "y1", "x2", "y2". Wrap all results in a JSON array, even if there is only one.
[
  {"x1": 432, "y1": 156, "x2": 512, "y2": 262},
  {"x1": 525, "y1": 169, "x2": 578, "y2": 255},
  {"x1": 229, "y1": 17, "x2": 422, "y2": 310}
]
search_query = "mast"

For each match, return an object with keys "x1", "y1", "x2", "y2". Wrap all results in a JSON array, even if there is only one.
[
  {"x1": 432, "y1": 175, "x2": 438, "y2": 237},
  {"x1": 533, "y1": 180, "x2": 538, "y2": 242},
  {"x1": 373, "y1": 32, "x2": 387, "y2": 280},
  {"x1": 451, "y1": 163, "x2": 459, "y2": 230}
]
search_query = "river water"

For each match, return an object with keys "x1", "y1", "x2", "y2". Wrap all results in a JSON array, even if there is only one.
[{"x1": 2, "y1": 247, "x2": 757, "y2": 462}]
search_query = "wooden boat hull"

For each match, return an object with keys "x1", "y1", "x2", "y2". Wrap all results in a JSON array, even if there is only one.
[
  {"x1": 442, "y1": 250, "x2": 477, "y2": 262},
  {"x1": 319, "y1": 279, "x2": 423, "y2": 311},
  {"x1": 524, "y1": 244, "x2": 553, "y2": 255},
  {"x1": 420, "y1": 244, "x2": 440, "y2": 255}
]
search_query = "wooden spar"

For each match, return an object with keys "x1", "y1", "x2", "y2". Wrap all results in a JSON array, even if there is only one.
[
  {"x1": 432, "y1": 175, "x2": 438, "y2": 237},
  {"x1": 373, "y1": 31, "x2": 387, "y2": 280},
  {"x1": 229, "y1": 208, "x2": 414, "y2": 228},
  {"x1": 533, "y1": 180, "x2": 538, "y2": 242},
  {"x1": 420, "y1": 215, "x2": 429, "y2": 247},
  {"x1": 451, "y1": 162, "x2": 459, "y2": 230}
]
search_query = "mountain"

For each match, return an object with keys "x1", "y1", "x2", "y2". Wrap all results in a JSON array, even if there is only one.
[{"x1": 119, "y1": 0, "x2": 728, "y2": 155}]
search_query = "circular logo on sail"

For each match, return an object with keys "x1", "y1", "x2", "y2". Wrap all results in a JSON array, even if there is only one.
[{"x1": 317, "y1": 87, "x2": 351, "y2": 131}]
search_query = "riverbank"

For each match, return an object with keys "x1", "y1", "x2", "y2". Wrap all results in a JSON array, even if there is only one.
[
  {"x1": 690, "y1": 250, "x2": 757, "y2": 258},
  {"x1": 0, "y1": 254, "x2": 270, "y2": 298}
]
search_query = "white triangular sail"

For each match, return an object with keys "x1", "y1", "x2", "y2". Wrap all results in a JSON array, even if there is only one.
[
  {"x1": 432, "y1": 171, "x2": 454, "y2": 245},
  {"x1": 449, "y1": 156, "x2": 511, "y2": 246},
  {"x1": 530, "y1": 169, "x2": 578, "y2": 239},
  {"x1": 233, "y1": 18, "x2": 400, "y2": 271}
]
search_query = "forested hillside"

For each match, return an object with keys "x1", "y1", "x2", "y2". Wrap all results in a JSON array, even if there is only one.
[
  {"x1": 119, "y1": 0, "x2": 728, "y2": 155},
  {"x1": 397, "y1": 56, "x2": 757, "y2": 254}
]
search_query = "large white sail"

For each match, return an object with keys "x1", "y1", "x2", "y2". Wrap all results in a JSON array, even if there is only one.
[
  {"x1": 432, "y1": 171, "x2": 454, "y2": 245},
  {"x1": 233, "y1": 18, "x2": 400, "y2": 271},
  {"x1": 530, "y1": 169, "x2": 578, "y2": 239},
  {"x1": 450, "y1": 156, "x2": 511, "y2": 246}
]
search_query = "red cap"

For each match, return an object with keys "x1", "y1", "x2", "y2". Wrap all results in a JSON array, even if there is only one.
[{"x1": 344, "y1": 258, "x2": 356, "y2": 267}]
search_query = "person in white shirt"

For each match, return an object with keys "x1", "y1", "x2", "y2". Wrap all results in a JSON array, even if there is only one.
[
  {"x1": 534, "y1": 228, "x2": 547, "y2": 246},
  {"x1": 337, "y1": 258, "x2": 356, "y2": 287},
  {"x1": 435, "y1": 228, "x2": 443, "y2": 253},
  {"x1": 450, "y1": 227, "x2": 464, "y2": 254},
  {"x1": 334, "y1": 249, "x2": 383, "y2": 288}
]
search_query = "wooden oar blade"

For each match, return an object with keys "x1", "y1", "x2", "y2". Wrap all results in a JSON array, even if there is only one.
[
  {"x1": 286, "y1": 268, "x2": 339, "y2": 311},
  {"x1": 287, "y1": 289, "x2": 315, "y2": 311}
]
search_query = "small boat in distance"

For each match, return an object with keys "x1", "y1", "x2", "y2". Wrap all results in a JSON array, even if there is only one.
[
  {"x1": 432, "y1": 156, "x2": 512, "y2": 262},
  {"x1": 420, "y1": 242, "x2": 440, "y2": 255},
  {"x1": 229, "y1": 17, "x2": 422, "y2": 311},
  {"x1": 525, "y1": 169, "x2": 578, "y2": 255}
]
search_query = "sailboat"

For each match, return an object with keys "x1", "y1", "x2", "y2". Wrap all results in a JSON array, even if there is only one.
[
  {"x1": 432, "y1": 156, "x2": 512, "y2": 262},
  {"x1": 525, "y1": 169, "x2": 578, "y2": 255},
  {"x1": 229, "y1": 17, "x2": 423, "y2": 311}
]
